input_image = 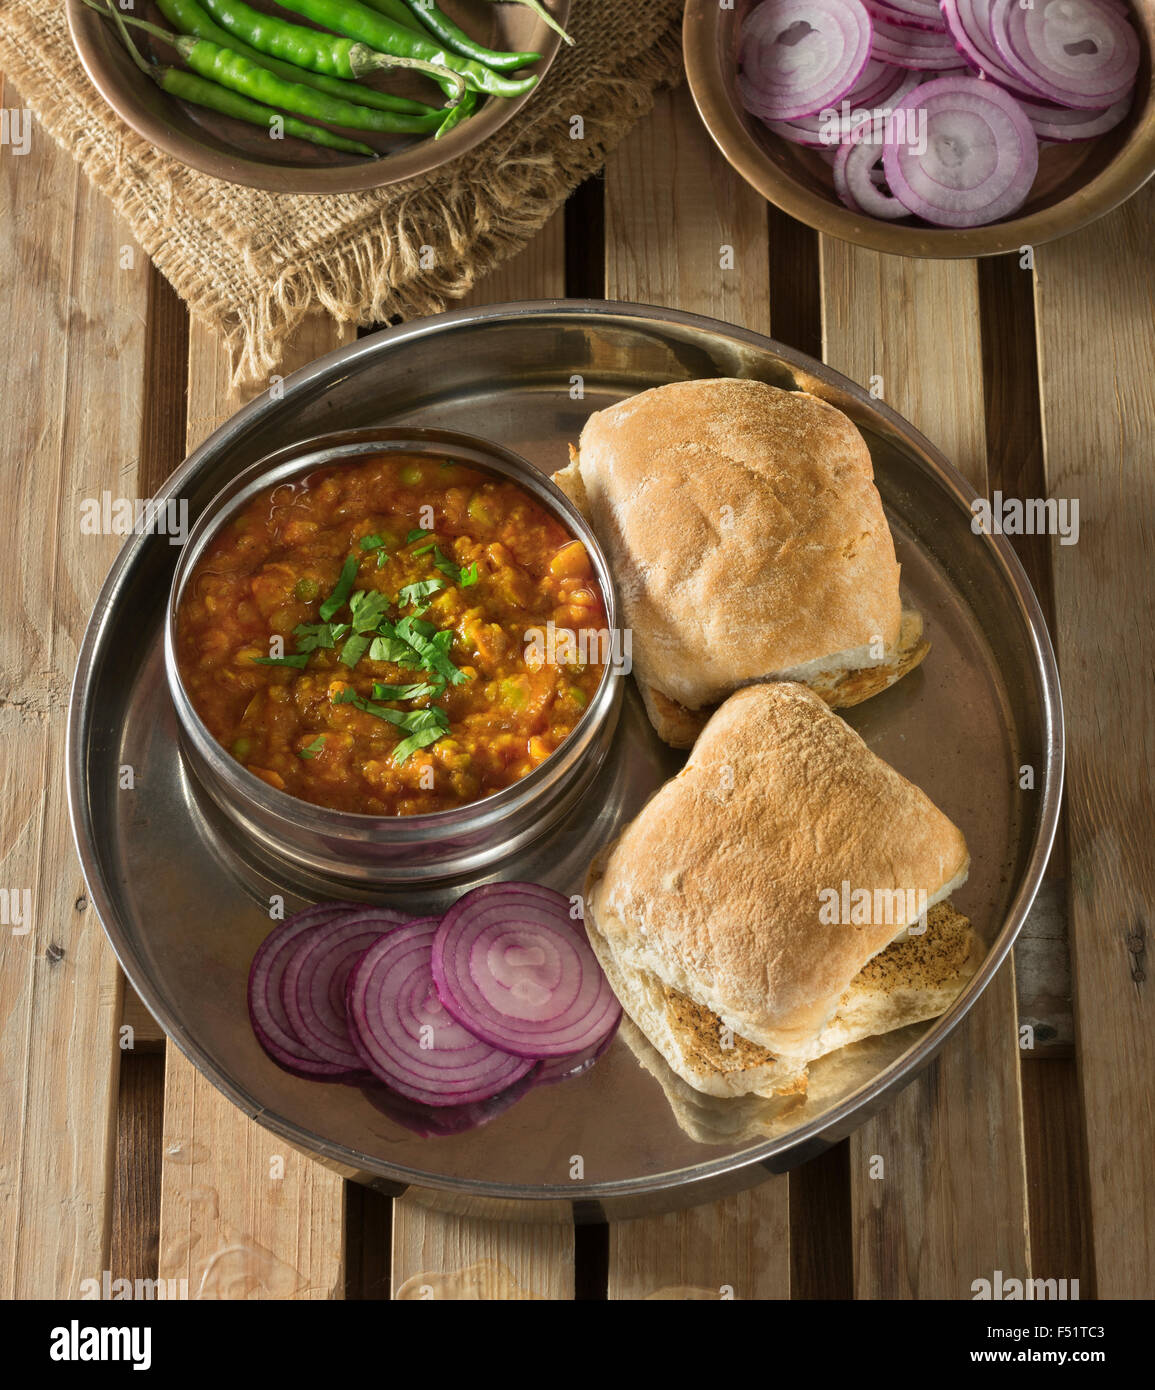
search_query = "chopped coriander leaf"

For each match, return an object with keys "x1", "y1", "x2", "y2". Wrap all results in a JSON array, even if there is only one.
[
  {"x1": 348, "y1": 588, "x2": 392, "y2": 633},
  {"x1": 319, "y1": 555, "x2": 359, "y2": 621},
  {"x1": 395, "y1": 615, "x2": 468, "y2": 686},
  {"x1": 298, "y1": 736, "x2": 325, "y2": 760},
  {"x1": 392, "y1": 725, "x2": 447, "y2": 765},
  {"x1": 368, "y1": 631, "x2": 422, "y2": 666},
  {"x1": 376, "y1": 550, "x2": 387, "y2": 569},
  {"x1": 338, "y1": 632, "x2": 373, "y2": 669},
  {"x1": 252, "y1": 652, "x2": 310, "y2": 668},
  {"x1": 293, "y1": 621, "x2": 348, "y2": 653},
  {"x1": 359, "y1": 534, "x2": 386, "y2": 552},
  {"x1": 371, "y1": 681, "x2": 436, "y2": 701},
  {"x1": 411, "y1": 540, "x2": 437, "y2": 557},
  {"x1": 460, "y1": 561, "x2": 479, "y2": 587},
  {"x1": 332, "y1": 689, "x2": 450, "y2": 742},
  {"x1": 432, "y1": 548, "x2": 459, "y2": 581},
  {"x1": 405, "y1": 527, "x2": 429, "y2": 545},
  {"x1": 398, "y1": 577, "x2": 447, "y2": 609}
]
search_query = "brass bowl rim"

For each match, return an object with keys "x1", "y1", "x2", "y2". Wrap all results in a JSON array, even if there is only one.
[
  {"x1": 683, "y1": 0, "x2": 1155, "y2": 259},
  {"x1": 65, "y1": 0, "x2": 568, "y2": 194}
]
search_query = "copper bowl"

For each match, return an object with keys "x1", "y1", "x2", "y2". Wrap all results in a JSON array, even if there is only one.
[
  {"x1": 684, "y1": 0, "x2": 1155, "y2": 258},
  {"x1": 67, "y1": 0, "x2": 569, "y2": 193}
]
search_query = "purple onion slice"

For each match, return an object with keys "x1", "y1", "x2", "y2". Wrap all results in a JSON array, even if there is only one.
[
  {"x1": 1016, "y1": 92, "x2": 1132, "y2": 141},
  {"x1": 882, "y1": 75, "x2": 1039, "y2": 226},
  {"x1": 869, "y1": 8, "x2": 966, "y2": 67},
  {"x1": 738, "y1": 0, "x2": 875, "y2": 121},
  {"x1": 282, "y1": 909, "x2": 410, "y2": 1070},
  {"x1": 833, "y1": 124, "x2": 912, "y2": 218},
  {"x1": 431, "y1": 884, "x2": 621, "y2": 1059},
  {"x1": 989, "y1": 0, "x2": 1139, "y2": 109},
  {"x1": 346, "y1": 917, "x2": 535, "y2": 1107},
  {"x1": 247, "y1": 903, "x2": 363, "y2": 1078}
]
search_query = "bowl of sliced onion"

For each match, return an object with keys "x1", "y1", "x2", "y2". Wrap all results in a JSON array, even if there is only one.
[{"x1": 684, "y1": 0, "x2": 1154, "y2": 256}]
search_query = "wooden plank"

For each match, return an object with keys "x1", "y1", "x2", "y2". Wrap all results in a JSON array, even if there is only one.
[
  {"x1": 820, "y1": 244, "x2": 1031, "y2": 1296},
  {"x1": 156, "y1": 314, "x2": 352, "y2": 1301},
  {"x1": 1032, "y1": 186, "x2": 1155, "y2": 1299},
  {"x1": 601, "y1": 83, "x2": 791, "y2": 1298},
  {"x1": 393, "y1": 1213, "x2": 574, "y2": 1300},
  {"x1": 610, "y1": 1192, "x2": 789, "y2": 1300},
  {"x1": 0, "y1": 80, "x2": 148, "y2": 1298},
  {"x1": 389, "y1": 210, "x2": 578, "y2": 1301}
]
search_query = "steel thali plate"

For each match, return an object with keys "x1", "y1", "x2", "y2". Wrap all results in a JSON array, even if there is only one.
[{"x1": 68, "y1": 301, "x2": 1063, "y2": 1222}]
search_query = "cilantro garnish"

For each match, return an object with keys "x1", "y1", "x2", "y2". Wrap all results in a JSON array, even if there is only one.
[
  {"x1": 410, "y1": 540, "x2": 437, "y2": 557},
  {"x1": 298, "y1": 736, "x2": 325, "y2": 760},
  {"x1": 371, "y1": 681, "x2": 437, "y2": 701},
  {"x1": 319, "y1": 555, "x2": 359, "y2": 621},
  {"x1": 459, "y1": 561, "x2": 479, "y2": 587},
  {"x1": 405, "y1": 527, "x2": 429, "y2": 545},
  {"x1": 251, "y1": 652, "x2": 309, "y2": 668},
  {"x1": 392, "y1": 725, "x2": 448, "y2": 765},
  {"x1": 359, "y1": 534, "x2": 386, "y2": 552},
  {"x1": 293, "y1": 621, "x2": 348, "y2": 653},
  {"x1": 397, "y1": 577, "x2": 447, "y2": 610}
]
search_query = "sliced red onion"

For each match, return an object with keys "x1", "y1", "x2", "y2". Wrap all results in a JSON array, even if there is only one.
[
  {"x1": 283, "y1": 909, "x2": 409, "y2": 1070},
  {"x1": 834, "y1": 124, "x2": 912, "y2": 217},
  {"x1": 432, "y1": 884, "x2": 621, "y2": 1059},
  {"x1": 247, "y1": 903, "x2": 363, "y2": 1078},
  {"x1": 939, "y1": 0, "x2": 1043, "y2": 98},
  {"x1": 1016, "y1": 92, "x2": 1132, "y2": 141},
  {"x1": 359, "y1": 1071, "x2": 538, "y2": 1137},
  {"x1": 346, "y1": 917, "x2": 535, "y2": 1107},
  {"x1": 870, "y1": 5, "x2": 969, "y2": 65},
  {"x1": 738, "y1": 0, "x2": 875, "y2": 121},
  {"x1": 989, "y1": 0, "x2": 1140, "y2": 109},
  {"x1": 883, "y1": 75, "x2": 1038, "y2": 226},
  {"x1": 534, "y1": 1019, "x2": 619, "y2": 1085},
  {"x1": 764, "y1": 62, "x2": 924, "y2": 143},
  {"x1": 868, "y1": 0, "x2": 947, "y2": 31}
]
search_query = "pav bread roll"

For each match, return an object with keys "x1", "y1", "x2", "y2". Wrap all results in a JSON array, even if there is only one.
[
  {"x1": 554, "y1": 378, "x2": 928, "y2": 746},
  {"x1": 583, "y1": 682, "x2": 979, "y2": 1099}
]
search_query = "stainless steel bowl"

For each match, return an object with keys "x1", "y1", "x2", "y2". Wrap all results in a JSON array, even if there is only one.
[{"x1": 164, "y1": 427, "x2": 623, "y2": 886}]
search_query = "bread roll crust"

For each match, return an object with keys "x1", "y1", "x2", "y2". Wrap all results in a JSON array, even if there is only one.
[
  {"x1": 564, "y1": 379, "x2": 905, "y2": 714},
  {"x1": 585, "y1": 683, "x2": 971, "y2": 1058}
]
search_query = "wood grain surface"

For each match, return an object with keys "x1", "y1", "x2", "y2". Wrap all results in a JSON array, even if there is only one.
[
  {"x1": 1033, "y1": 182, "x2": 1155, "y2": 1299},
  {"x1": 0, "y1": 80, "x2": 145, "y2": 1299},
  {"x1": 3, "y1": 53, "x2": 1149, "y2": 1300}
]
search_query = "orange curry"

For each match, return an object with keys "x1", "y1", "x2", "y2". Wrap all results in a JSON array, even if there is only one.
[{"x1": 176, "y1": 454, "x2": 608, "y2": 816}]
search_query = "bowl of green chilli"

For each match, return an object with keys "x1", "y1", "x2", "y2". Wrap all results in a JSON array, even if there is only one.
[{"x1": 67, "y1": 0, "x2": 571, "y2": 192}]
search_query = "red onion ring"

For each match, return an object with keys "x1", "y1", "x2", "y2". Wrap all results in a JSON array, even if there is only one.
[
  {"x1": 868, "y1": 0, "x2": 948, "y2": 31},
  {"x1": 346, "y1": 917, "x2": 535, "y2": 1107},
  {"x1": 834, "y1": 123, "x2": 913, "y2": 217},
  {"x1": 762, "y1": 63, "x2": 923, "y2": 143},
  {"x1": 247, "y1": 903, "x2": 363, "y2": 1078},
  {"x1": 870, "y1": 5, "x2": 969, "y2": 66},
  {"x1": 432, "y1": 885, "x2": 621, "y2": 1059},
  {"x1": 989, "y1": 0, "x2": 1140, "y2": 109},
  {"x1": 283, "y1": 909, "x2": 408, "y2": 1070},
  {"x1": 882, "y1": 75, "x2": 1038, "y2": 226},
  {"x1": 1016, "y1": 91, "x2": 1132, "y2": 140},
  {"x1": 738, "y1": 0, "x2": 875, "y2": 121},
  {"x1": 938, "y1": 0, "x2": 1043, "y2": 95}
]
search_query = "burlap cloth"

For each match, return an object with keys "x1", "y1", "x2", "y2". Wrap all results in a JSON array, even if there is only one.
[{"x1": 0, "y1": 1, "x2": 683, "y2": 381}]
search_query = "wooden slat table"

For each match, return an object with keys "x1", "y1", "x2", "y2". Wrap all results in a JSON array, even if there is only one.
[{"x1": 3, "y1": 73, "x2": 1151, "y2": 1301}]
